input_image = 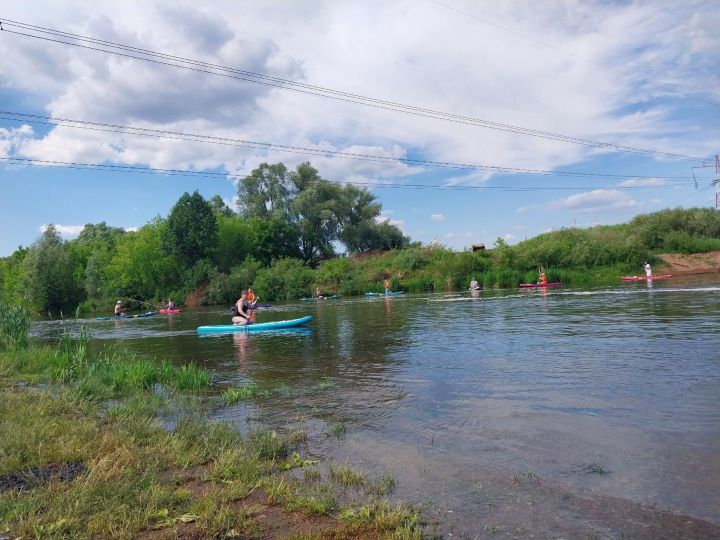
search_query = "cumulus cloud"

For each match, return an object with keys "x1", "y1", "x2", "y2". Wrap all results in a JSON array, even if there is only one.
[
  {"x1": 39, "y1": 224, "x2": 84, "y2": 237},
  {"x1": 431, "y1": 213, "x2": 446, "y2": 221},
  {"x1": 1, "y1": 0, "x2": 717, "y2": 182},
  {"x1": 550, "y1": 189, "x2": 643, "y2": 214},
  {"x1": 616, "y1": 177, "x2": 668, "y2": 187}
]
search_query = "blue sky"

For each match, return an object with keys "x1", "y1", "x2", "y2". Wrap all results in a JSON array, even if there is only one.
[{"x1": 1, "y1": 0, "x2": 719, "y2": 256}]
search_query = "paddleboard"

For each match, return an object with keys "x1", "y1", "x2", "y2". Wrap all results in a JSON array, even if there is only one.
[
  {"x1": 364, "y1": 291, "x2": 404, "y2": 296},
  {"x1": 196, "y1": 315, "x2": 312, "y2": 334},
  {"x1": 300, "y1": 295, "x2": 339, "y2": 301},
  {"x1": 621, "y1": 274, "x2": 672, "y2": 281},
  {"x1": 519, "y1": 282, "x2": 562, "y2": 288},
  {"x1": 96, "y1": 311, "x2": 157, "y2": 321}
]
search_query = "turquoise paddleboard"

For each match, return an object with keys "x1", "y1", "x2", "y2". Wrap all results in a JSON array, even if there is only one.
[
  {"x1": 96, "y1": 311, "x2": 157, "y2": 321},
  {"x1": 197, "y1": 315, "x2": 313, "y2": 334}
]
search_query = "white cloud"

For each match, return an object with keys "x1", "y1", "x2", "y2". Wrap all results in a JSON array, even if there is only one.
[
  {"x1": 39, "y1": 224, "x2": 84, "y2": 237},
  {"x1": 616, "y1": 177, "x2": 668, "y2": 187},
  {"x1": 1, "y1": 0, "x2": 717, "y2": 182},
  {"x1": 513, "y1": 224, "x2": 529, "y2": 231},
  {"x1": 124, "y1": 226, "x2": 139, "y2": 232},
  {"x1": 445, "y1": 232, "x2": 456, "y2": 238},
  {"x1": 650, "y1": 198, "x2": 662, "y2": 204},
  {"x1": 431, "y1": 213, "x2": 446, "y2": 221},
  {"x1": 503, "y1": 233, "x2": 517, "y2": 241},
  {"x1": 550, "y1": 189, "x2": 643, "y2": 214}
]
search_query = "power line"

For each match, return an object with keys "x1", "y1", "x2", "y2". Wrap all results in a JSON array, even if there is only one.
[
  {"x1": 0, "y1": 110, "x2": 704, "y2": 181},
  {"x1": 0, "y1": 156, "x2": 701, "y2": 192},
  {"x1": 427, "y1": 0, "x2": 719, "y2": 108},
  {"x1": 0, "y1": 17, "x2": 709, "y2": 163}
]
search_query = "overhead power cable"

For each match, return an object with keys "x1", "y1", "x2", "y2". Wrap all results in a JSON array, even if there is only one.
[
  {"x1": 0, "y1": 156, "x2": 702, "y2": 192},
  {"x1": 0, "y1": 17, "x2": 709, "y2": 163},
  {"x1": 0, "y1": 110, "x2": 703, "y2": 181}
]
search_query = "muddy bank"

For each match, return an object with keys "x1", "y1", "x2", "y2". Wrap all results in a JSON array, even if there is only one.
[{"x1": 658, "y1": 251, "x2": 720, "y2": 275}]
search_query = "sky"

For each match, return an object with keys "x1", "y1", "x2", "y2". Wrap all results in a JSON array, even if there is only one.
[{"x1": 1, "y1": 0, "x2": 719, "y2": 256}]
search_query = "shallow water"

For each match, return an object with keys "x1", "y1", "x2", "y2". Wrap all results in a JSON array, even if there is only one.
[{"x1": 31, "y1": 276, "x2": 720, "y2": 536}]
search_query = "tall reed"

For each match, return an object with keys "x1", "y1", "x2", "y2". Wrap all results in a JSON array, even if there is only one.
[{"x1": 0, "y1": 303, "x2": 30, "y2": 351}]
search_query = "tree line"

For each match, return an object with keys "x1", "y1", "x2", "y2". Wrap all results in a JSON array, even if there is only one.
[
  {"x1": 0, "y1": 162, "x2": 408, "y2": 314},
  {"x1": 2, "y1": 162, "x2": 720, "y2": 314}
]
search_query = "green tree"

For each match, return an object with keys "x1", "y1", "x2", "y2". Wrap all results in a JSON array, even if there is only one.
[
  {"x1": 293, "y1": 180, "x2": 344, "y2": 266},
  {"x1": 107, "y1": 220, "x2": 176, "y2": 300},
  {"x1": 237, "y1": 163, "x2": 293, "y2": 218},
  {"x1": 165, "y1": 191, "x2": 218, "y2": 267},
  {"x1": 20, "y1": 226, "x2": 80, "y2": 313},
  {"x1": 210, "y1": 195, "x2": 234, "y2": 217}
]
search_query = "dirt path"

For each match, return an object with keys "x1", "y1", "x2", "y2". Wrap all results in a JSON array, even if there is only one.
[{"x1": 657, "y1": 250, "x2": 720, "y2": 275}]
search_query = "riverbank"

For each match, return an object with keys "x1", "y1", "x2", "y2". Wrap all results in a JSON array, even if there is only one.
[{"x1": 0, "y1": 344, "x2": 421, "y2": 539}]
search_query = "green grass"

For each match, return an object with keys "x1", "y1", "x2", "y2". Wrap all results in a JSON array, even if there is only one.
[
  {"x1": 0, "y1": 335, "x2": 424, "y2": 539},
  {"x1": 329, "y1": 463, "x2": 367, "y2": 489},
  {"x1": 0, "y1": 303, "x2": 30, "y2": 351}
]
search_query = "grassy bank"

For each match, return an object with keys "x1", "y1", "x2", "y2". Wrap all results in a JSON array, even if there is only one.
[{"x1": 0, "y1": 310, "x2": 422, "y2": 538}]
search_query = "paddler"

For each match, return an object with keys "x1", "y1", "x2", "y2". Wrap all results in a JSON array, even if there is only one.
[
  {"x1": 166, "y1": 298, "x2": 174, "y2": 310},
  {"x1": 232, "y1": 290, "x2": 257, "y2": 325},
  {"x1": 644, "y1": 261, "x2": 652, "y2": 278},
  {"x1": 114, "y1": 300, "x2": 123, "y2": 316},
  {"x1": 539, "y1": 272, "x2": 548, "y2": 285},
  {"x1": 470, "y1": 278, "x2": 480, "y2": 290},
  {"x1": 384, "y1": 277, "x2": 391, "y2": 294},
  {"x1": 316, "y1": 286, "x2": 323, "y2": 298}
]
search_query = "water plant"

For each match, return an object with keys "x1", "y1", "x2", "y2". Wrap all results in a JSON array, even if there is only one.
[
  {"x1": 325, "y1": 420, "x2": 347, "y2": 439},
  {"x1": 328, "y1": 462, "x2": 367, "y2": 489},
  {"x1": 0, "y1": 303, "x2": 30, "y2": 351}
]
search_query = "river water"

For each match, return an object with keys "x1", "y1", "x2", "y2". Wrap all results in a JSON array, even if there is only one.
[{"x1": 31, "y1": 277, "x2": 720, "y2": 537}]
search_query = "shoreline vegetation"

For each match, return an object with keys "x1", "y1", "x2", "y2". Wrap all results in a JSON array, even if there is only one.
[
  {"x1": 2, "y1": 161, "x2": 720, "y2": 316},
  {"x1": 0, "y1": 309, "x2": 422, "y2": 539}
]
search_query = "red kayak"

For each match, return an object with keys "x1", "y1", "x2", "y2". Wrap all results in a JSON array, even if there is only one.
[
  {"x1": 519, "y1": 282, "x2": 562, "y2": 288},
  {"x1": 159, "y1": 308, "x2": 182, "y2": 314},
  {"x1": 621, "y1": 274, "x2": 672, "y2": 281}
]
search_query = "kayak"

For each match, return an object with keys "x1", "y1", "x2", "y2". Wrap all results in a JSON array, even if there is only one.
[
  {"x1": 300, "y1": 295, "x2": 339, "y2": 301},
  {"x1": 519, "y1": 282, "x2": 562, "y2": 288},
  {"x1": 621, "y1": 274, "x2": 672, "y2": 281},
  {"x1": 96, "y1": 311, "x2": 157, "y2": 321},
  {"x1": 196, "y1": 315, "x2": 313, "y2": 334},
  {"x1": 159, "y1": 308, "x2": 182, "y2": 314},
  {"x1": 365, "y1": 291, "x2": 404, "y2": 296}
]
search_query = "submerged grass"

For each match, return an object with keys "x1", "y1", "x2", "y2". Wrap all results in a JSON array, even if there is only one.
[{"x1": 0, "y1": 317, "x2": 424, "y2": 538}]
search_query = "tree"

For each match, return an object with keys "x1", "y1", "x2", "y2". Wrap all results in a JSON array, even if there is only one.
[
  {"x1": 237, "y1": 163, "x2": 293, "y2": 218},
  {"x1": 293, "y1": 181, "x2": 344, "y2": 266},
  {"x1": 20, "y1": 226, "x2": 80, "y2": 313},
  {"x1": 210, "y1": 195, "x2": 234, "y2": 217},
  {"x1": 343, "y1": 219, "x2": 409, "y2": 253},
  {"x1": 165, "y1": 191, "x2": 218, "y2": 267},
  {"x1": 107, "y1": 220, "x2": 176, "y2": 299},
  {"x1": 289, "y1": 161, "x2": 322, "y2": 192}
]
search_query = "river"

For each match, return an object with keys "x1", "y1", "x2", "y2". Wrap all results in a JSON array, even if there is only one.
[{"x1": 31, "y1": 276, "x2": 720, "y2": 538}]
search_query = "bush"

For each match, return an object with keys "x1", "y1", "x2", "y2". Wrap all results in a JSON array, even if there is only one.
[{"x1": 253, "y1": 258, "x2": 315, "y2": 301}]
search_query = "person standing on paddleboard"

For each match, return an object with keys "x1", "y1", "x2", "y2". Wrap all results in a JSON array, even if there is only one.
[
  {"x1": 114, "y1": 300, "x2": 123, "y2": 317},
  {"x1": 384, "y1": 277, "x2": 391, "y2": 294},
  {"x1": 644, "y1": 261, "x2": 652, "y2": 278}
]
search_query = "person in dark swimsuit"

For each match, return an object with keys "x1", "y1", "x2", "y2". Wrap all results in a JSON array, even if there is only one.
[{"x1": 232, "y1": 290, "x2": 257, "y2": 325}]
